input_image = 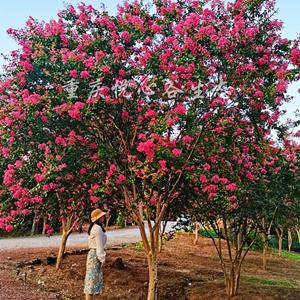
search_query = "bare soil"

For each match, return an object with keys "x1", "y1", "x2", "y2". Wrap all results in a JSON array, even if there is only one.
[{"x1": 1, "y1": 234, "x2": 300, "y2": 300}]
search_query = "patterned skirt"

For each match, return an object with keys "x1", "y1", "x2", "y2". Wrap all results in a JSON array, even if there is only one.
[{"x1": 84, "y1": 249, "x2": 104, "y2": 295}]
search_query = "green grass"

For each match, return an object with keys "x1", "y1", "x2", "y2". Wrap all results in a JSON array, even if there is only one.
[
  {"x1": 245, "y1": 276, "x2": 296, "y2": 288},
  {"x1": 271, "y1": 249, "x2": 300, "y2": 261},
  {"x1": 281, "y1": 250, "x2": 300, "y2": 261}
]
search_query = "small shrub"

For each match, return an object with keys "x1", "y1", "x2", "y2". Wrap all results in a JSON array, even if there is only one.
[{"x1": 199, "y1": 228, "x2": 218, "y2": 239}]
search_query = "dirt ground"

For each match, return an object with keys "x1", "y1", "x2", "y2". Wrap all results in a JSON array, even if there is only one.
[{"x1": 1, "y1": 234, "x2": 300, "y2": 300}]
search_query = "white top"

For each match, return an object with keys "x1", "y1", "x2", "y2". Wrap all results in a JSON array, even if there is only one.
[{"x1": 88, "y1": 224, "x2": 107, "y2": 263}]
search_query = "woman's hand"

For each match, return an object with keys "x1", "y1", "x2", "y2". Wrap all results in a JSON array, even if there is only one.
[{"x1": 101, "y1": 260, "x2": 106, "y2": 268}]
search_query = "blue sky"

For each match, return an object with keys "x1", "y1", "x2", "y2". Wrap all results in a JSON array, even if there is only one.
[{"x1": 0, "y1": 0, "x2": 299, "y2": 124}]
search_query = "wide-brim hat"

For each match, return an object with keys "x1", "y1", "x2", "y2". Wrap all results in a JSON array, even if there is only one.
[{"x1": 91, "y1": 208, "x2": 107, "y2": 223}]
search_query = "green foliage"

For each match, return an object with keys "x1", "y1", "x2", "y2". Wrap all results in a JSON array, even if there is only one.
[
  {"x1": 199, "y1": 228, "x2": 218, "y2": 239},
  {"x1": 116, "y1": 212, "x2": 125, "y2": 228},
  {"x1": 134, "y1": 241, "x2": 144, "y2": 252}
]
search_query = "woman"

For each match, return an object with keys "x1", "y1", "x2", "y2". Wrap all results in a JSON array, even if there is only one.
[{"x1": 84, "y1": 208, "x2": 107, "y2": 300}]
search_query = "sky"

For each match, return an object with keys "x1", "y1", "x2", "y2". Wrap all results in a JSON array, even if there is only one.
[{"x1": 0, "y1": 0, "x2": 299, "y2": 125}]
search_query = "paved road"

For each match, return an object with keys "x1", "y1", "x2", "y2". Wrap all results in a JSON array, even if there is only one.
[{"x1": 0, "y1": 222, "x2": 176, "y2": 250}]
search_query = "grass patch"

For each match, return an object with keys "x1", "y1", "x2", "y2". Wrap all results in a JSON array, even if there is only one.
[
  {"x1": 125, "y1": 241, "x2": 144, "y2": 252},
  {"x1": 280, "y1": 250, "x2": 300, "y2": 261},
  {"x1": 245, "y1": 276, "x2": 295, "y2": 288}
]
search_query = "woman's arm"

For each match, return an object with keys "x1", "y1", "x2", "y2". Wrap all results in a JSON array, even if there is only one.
[{"x1": 94, "y1": 226, "x2": 106, "y2": 263}]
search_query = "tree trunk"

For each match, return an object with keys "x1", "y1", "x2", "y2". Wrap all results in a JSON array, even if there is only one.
[
  {"x1": 123, "y1": 186, "x2": 167, "y2": 300},
  {"x1": 225, "y1": 263, "x2": 241, "y2": 298},
  {"x1": 275, "y1": 227, "x2": 284, "y2": 257},
  {"x1": 42, "y1": 217, "x2": 47, "y2": 235},
  {"x1": 55, "y1": 215, "x2": 76, "y2": 269},
  {"x1": 106, "y1": 214, "x2": 111, "y2": 230},
  {"x1": 296, "y1": 228, "x2": 300, "y2": 243},
  {"x1": 159, "y1": 220, "x2": 168, "y2": 252},
  {"x1": 30, "y1": 212, "x2": 38, "y2": 236},
  {"x1": 194, "y1": 222, "x2": 200, "y2": 245},
  {"x1": 147, "y1": 252, "x2": 158, "y2": 300},
  {"x1": 262, "y1": 242, "x2": 268, "y2": 270},
  {"x1": 288, "y1": 229, "x2": 292, "y2": 252},
  {"x1": 261, "y1": 232, "x2": 268, "y2": 270},
  {"x1": 56, "y1": 231, "x2": 70, "y2": 269}
]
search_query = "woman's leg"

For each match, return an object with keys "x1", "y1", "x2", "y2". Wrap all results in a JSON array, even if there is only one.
[{"x1": 85, "y1": 294, "x2": 93, "y2": 300}]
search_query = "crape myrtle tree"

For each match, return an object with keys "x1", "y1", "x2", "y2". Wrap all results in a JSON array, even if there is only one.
[
  {"x1": 0, "y1": 0, "x2": 299, "y2": 299},
  {"x1": 0, "y1": 82, "x2": 105, "y2": 268},
  {"x1": 271, "y1": 144, "x2": 300, "y2": 257},
  {"x1": 252, "y1": 142, "x2": 299, "y2": 268},
  {"x1": 186, "y1": 112, "x2": 292, "y2": 297}
]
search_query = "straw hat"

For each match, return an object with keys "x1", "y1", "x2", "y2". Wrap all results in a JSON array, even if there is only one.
[{"x1": 91, "y1": 208, "x2": 107, "y2": 223}]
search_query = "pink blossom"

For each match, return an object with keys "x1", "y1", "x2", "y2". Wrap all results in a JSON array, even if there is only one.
[
  {"x1": 116, "y1": 174, "x2": 126, "y2": 184},
  {"x1": 203, "y1": 184, "x2": 218, "y2": 193},
  {"x1": 202, "y1": 113, "x2": 210, "y2": 120},
  {"x1": 5, "y1": 224, "x2": 14, "y2": 232},
  {"x1": 57, "y1": 163, "x2": 67, "y2": 171},
  {"x1": 55, "y1": 136, "x2": 67, "y2": 146},
  {"x1": 246, "y1": 172, "x2": 255, "y2": 181},
  {"x1": 2, "y1": 147, "x2": 10, "y2": 158},
  {"x1": 199, "y1": 175, "x2": 207, "y2": 183},
  {"x1": 254, "y1": 90, "x2": 264, "y2": 98},
  {"x1": 217, "y1": 37, "x2": 229, "y2": 48},
  {"x1": 120, "y1": 31, "x2": 131, "y2": 42},
  {"x1": 90, "y1": 195, "x2": 99, "y2": 203},
  {"x1": 151, "y1": 23, "x2": 162, "y2": 33},
  {"x1": 137, "y1": 140, "x2": 156, "y2": 161},
  {"x1": 203, "y1": 163, "x2": 211, "y2": 171},
  {"x1": 69, "y1": 69, "x2": 78, "y2": 78},
  {"x1": 172, "y1": 148, "x2": 182, "y2": 157},
  {"x1": 84, "y1": 57, "x2": 95, "y2": 69},
  {"x1": 15, "y1": 160, "x2": 23, "y2": 169},
  {"x1": 290, "y1": 48, "x2": 300, "y2": 64},
  {"x1": 3, "y1": 117, "x2": 13, "y2": 127},
  {"x1": 68, "y1": 109, "x2": 81, "y2": 120},
  {"x1": 182, "y1": 135, "x2": 194, "y2": 144},
  {"x1": 172, "y1": 104, "x2": 186, "y2": 115},
  {"x1": 34, "y1": 173, "x2": 45, "y2": 182},
  {"x1": 80, "y1": 168, "x2": 87, "y2": 175},
  {"x1": 276, "y1": 83, "x2": 287, "y2": 92},
  {"x1": 226, "y1": 183, "x2": 237, "y2": 192},
  {"x1": 231, "y1": 203, "x2": 239, "y2": 210},
  {"x1": 234, "y1": 128, "x2": 243, "y2": 135},
  {"x1": 145, "y1": 109, "x2": 156, "y2": 118},
  {"x1": 32, "y1": 196, "x2": 43, "y2": 204},
  {"x1": 100, "y1": 65, "x2": 111, "y2": 73},
  {"x1": 3, "y1": 169, "x2": 15, "y2": 186},
  {"x1": 211, "y1": 175, "x2": 220, "y2": 184},
  {"x1": 107, "y1": 164, "x2": 118, "y2": 177},
  {"x1": 244, "y1": 26, "x2": 259, "y2": 38},
  {"x1": 214, "y1": 127, "x2": 223, "y2": 134},
  {"x1": 118, "y1": 69, "x2": 126, "y2": 77},
  {"x1": 158, "y1": 160, "x2": 168, "y2": 173},
  {"x1": 274, "y1": 167, "x2": 281, "y2": 173},
  {"x1": 41, "y1": 115, "x2": 48, "y2": 122},
  {"x1": 37, "y1": 161, "x2": 43, "y2": 168},
  {"x1": 74, "y1": 101, "x2": 85, "y2": 109},
  {"x1": 242, "y1": 146, "x2": 249, "y2": 153},
  {"x1": 166, "y1": 118, "x2": 174, "y2": 127},
  {"x1": 121, "y1": 111, "x2": 129, "y2": 120},
  {"x1": 80, "y1": 70, "x2": 89, "y2": 78},
  {"x1": 95, "y1": 51, "x2": 105, "y2": 61},
  {"x1": 227, "y1": 195, "x2": 237, "y2": 202}
]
